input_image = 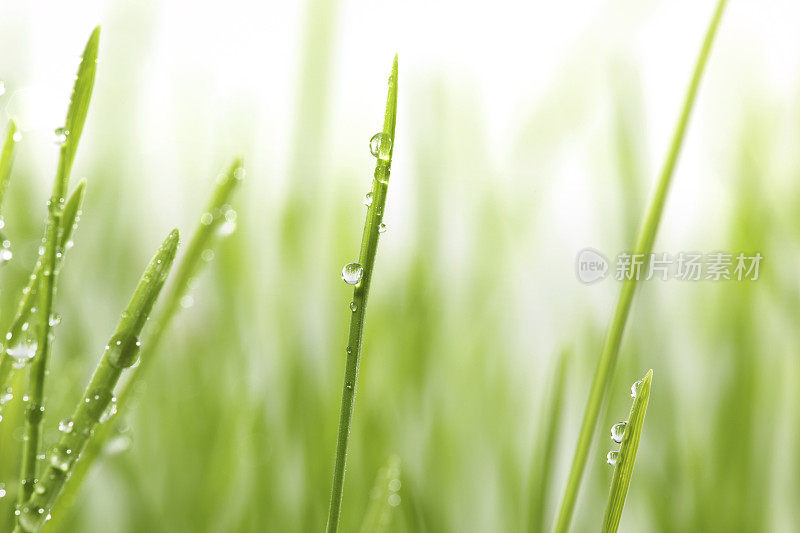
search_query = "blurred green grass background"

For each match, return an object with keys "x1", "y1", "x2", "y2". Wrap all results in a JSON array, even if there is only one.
[{"x1": 1, "y1": 0, "x2": 800, "y2": 531}]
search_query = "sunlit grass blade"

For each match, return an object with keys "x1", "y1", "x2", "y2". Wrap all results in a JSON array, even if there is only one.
[
  {"x1": 0, "y1": 181, "x2": 85, "y2": 393},
  {"x1": 526, "y1": 350, "x2": 568, "y2": 533},
  {"x1": 601, "y1": 369, "x2": 652, "y2": 533},
  {"x1": 0, "y1": 120, "x2": 18, "y2": 211},
  {"x1": 46, "y1": 158, "x2": 244, "y2": 524},
  {"x1": 18, "y1": 27, "x2": 99, "y2": 510},
  {"x1": 326, "y1": 55, "x2": 398, "y2": 533},
  {"x1": 359, "y1": 455, "x2": 402, "y2": 533},
  {"x1": 551, "y1": 2, "x2": 728, "y2": 531},
  {"x1": 14, "y1": 229, "x2": 179, "y2": 533}
]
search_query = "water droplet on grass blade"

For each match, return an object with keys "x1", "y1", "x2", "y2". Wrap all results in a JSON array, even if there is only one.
[
  {"x1": 349, "y1": 301, "x2": 357, "y2": 312},
  {"x1": 100, "y1": 396, "x2": 117, "y2": 423},
  {"x1": 341, "y1": 262, "x2": 363, "y2": 285},
  {"x1": 49, "y1": 314, "x2": 61, "y2": 327},
  {"x1": 12, "y1": 132, "x2": 21, "y2": 142},
  {"x1": 58, "y1": 418, "x2": 73, "y2": 433},
  {"x1": 606, "y1": 450, "x2": 619, "y2": 467},
  {"x1": 378, "y1": 223, "x2": 387, "y2": 234},
  {"x1": 7, "y1": 336, "x2": 37, "y2": 368},
  {"x1": 53, "y1": 127, "x2": 69, "y2": 145},
  {"x1": 610, "y1": 421, "x2": 627, "y2": 443},
  {"x1": 362, "y1": 192, "x2": 373, "y2": 207},
  {"x1": 369, "y1": 132, "x2": 392, "y2": 160},
  {"x1": 630, "y1": 379, "x2": 643, "y2": 398},
  {"x1": 200, "y1": 212, "x2": 213, "y2": 225},
  {"x1": 107, "y1": 334, "x2": 142, "y2": 368}
]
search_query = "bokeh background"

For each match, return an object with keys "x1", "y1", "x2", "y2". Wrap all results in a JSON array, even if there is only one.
[{"x1": 0, "y1": 0, "x2": 799, "y2": 531}]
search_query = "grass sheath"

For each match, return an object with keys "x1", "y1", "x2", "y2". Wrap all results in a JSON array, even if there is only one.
[
  {"x1": 551, "y1": 2, "x2": 728, "y2": 531},
  {"x1": 601, "y1": 370, "x2": 653, "y2": 533},
  {"x1": 326, "y1": 55, "x2": 398, "y2": 533},
  {"x1": 18, "y1": 26, "x2": 99, "y2": 510},
  {"x1": 46, "y1": 158, "x2": 245, "y2": 523},
  {"x1": 0, "y1": 182, "x2": 86, "y2": 393},
  {"x1": 15, "y1": 229, "x2": 180, "y2": 533}
]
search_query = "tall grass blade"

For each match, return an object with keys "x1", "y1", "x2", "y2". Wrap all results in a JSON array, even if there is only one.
[
  {"x1": 0, "y1": 120, "x2": 18, "y2": 211},
  {"x1": 0, "y1": 181, "x2": 85, "y2": 394},
  {"x1": 46, "y1": 158, "x2": 244, "y2": 524},
  {"x1": 526, "y1": 350, "x2": 569, "y2": 533},
  {"x1": 18, "y1": 27, "x2": 99, "y2": 509},
  {"x1": 14, "y1": 229, "x2": 179, "y2": 533},
  {"x1": 326, "y1": 55, "x2": 398, "y2": 533},
  {"x1": 601, "y1": 369, "x2": 653, "y2": 533},
  {"x1": 551, "y1": 2, "x2": 728, "y2": 531},
  {"x1": 359, "y1": 455, "x2": 402, "y2": 533}
]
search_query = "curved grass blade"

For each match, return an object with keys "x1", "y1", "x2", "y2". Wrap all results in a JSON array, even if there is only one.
[
  {"x1": 46, "y1": 158, "x2": 244, "y2": 526},
  {"x1": 526, "y1": 350, "x2": 569, "y2": 533},
  {"x1": 551, "y1": 3, "x2": 728, "y2": 531},
  {"x1": 326, "y1": 55, "x2": 398, "y2": 533},
  {"x1": 601, "y1": 370, "x2": 653, "y2": 533},
  {"x1": 0, "y1": 181, "x2": 85, "y2": 393},
  {"x1": 0, "y1": 120, "x2": 18, "y2": 211},
  {"x1": 359, "y1": 455, "x2": 402, "y2": 533},
  {"x1": 14, "y1": 229, "x2": 179, "y2": 533},
  {"x1": 18, "y1": 27, "x2": 100, "y2": 510}
]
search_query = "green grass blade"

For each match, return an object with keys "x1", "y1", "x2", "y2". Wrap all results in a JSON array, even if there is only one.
[
  {"x1": 601, "y1": 370, "x2": 653, "y2": 533},
  {"x1": 526, "y1": 350, "x2": 569, "y2": 533},
  {"x1": 0, "y1": 181, "x2": 86, "y2": 393},
  {"x1": 45, "y1": 159, "x2": 244, "y2": 525},
  {"x1": 359, "y1": 455, "x2": 402, "y2": 533},
  {"x1": 326, "y1": 55, "x2": 398, "y2": 533},
  {"x1": 551, "y1": 3, "x2": 728, "y2": 531},
  {"x1": 0, "y1": 120, "x2": 18, "y2": 211},
  {"x1": 18, "y1": 27, "x2": 99, "y2": 509},
  {"x1": 15, "y1": 229, "x2": 179, "y2": 533}
]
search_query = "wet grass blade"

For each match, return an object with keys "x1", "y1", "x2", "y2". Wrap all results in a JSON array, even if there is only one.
[
  {"x1": 326, "y1": 55, "x2": 398, "y2": 533},
  {"x1": 0, "y1": 120, "x2": 18, "y2": 211},
  {"x1": 601, "y1": 370, "x2": 652, "y2": 533},
  {"x1": 46, "y1": 158, "x2": 244, "y2": 525},
  {"x1": 14, "y1": 230, "x2": 179, "y2": 533},
  {"x1": 18, "y1": 27, "x2": 99, "y2": 510},
  {"x1": 359, "y1": 455, "x2": 402, "y2": 533},
  {"x1": 0, "y1": 181, "x2": 85, "y2": 393},
  {"x1": 526, "y1": 350, "x2": 569, "y2": 533},
  {"x1": 551, "y1": 2, "x2": 728, "y2": 531}
]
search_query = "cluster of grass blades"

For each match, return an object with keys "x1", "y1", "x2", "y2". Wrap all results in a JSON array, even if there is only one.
[
  {"x1": 0, "y1": 27, "x2": 244, "y2": 532},
  {"x1": 326, "y1": 55, "x2": 398, "y2": 533},
  {"x1": 551, "y1": 1, "x2": 728, "y2": 531}
]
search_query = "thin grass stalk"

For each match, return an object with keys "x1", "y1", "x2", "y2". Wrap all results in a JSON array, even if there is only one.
[
  {"x1": 326, "y1": 56, "x2": 398, "y2": 533},
  {"x1": 551, "y1": 3, "x2": 728, "y2": 531},
  {"x1": 14, "y1": 229, "x2": 179, "y2": 533},
  {"x1": 46, "y1": 158, "x2": 244, "y2": 525},
  {"x1": 18, "y1": 27, "x2": 99, "y2": 510},
  {"x1": 526, "y1": 350, "x2": 568, "y2": 533},
  {"x1": 601, "y1": 370, "x2": 653, "y2": 533},
  {"x1": 0, "y1": 182, "x2": 85, "y2": 393},
  {"x1": 0, "y1": 120, "x2": 18, "y2": 210}
]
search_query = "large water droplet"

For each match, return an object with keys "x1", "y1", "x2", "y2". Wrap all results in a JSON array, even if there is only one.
[
  {"x1": 7, "y1": 336, "x2": 38, "y2": 368},
  {"x1": 630, "y1": 379, "x2": 643, "y2": 398},
  {"x1": 606, "y1": 450, "x2": 619, "y2": 467},
  {"x1": 58, "y1": 418, "x2": 73, "y2": 434},
  {"x1": 107, "y1": 334, "x2": 141, "y2": 369},
  {"x1": 369, "y1": 132, "x2": 392, "y2": 160},
  {"x1": 341, "y1": 262, "x2": 363, "y2": 285},
  {"x1": 53, "y1": 127, "x2": 69, "y2": 145},
  {"x1": 610, "y1": 421, "x2": 627, "y2": 444}
]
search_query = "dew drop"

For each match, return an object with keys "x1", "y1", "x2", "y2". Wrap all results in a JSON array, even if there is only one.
[
  {"x1": 610, "y1": 421, "x2": 627, "y2": 444},
  {"x1": 0, "y1": 388, "x2": 12, "y2": 405},
  {"x1": 200, "y1": 212, "x2": 213, "y2": 226},
  {"x1": 388, "y1": 493, "x2": 401, "y2": 506},
  {"x1": 107, "y1": 334, "x2": 141, "y2": 368},
  {"x1": 218, "y1": 207, "x2": 237, "y2": 236},
  {"x1": 58, "y1": 418, "x2": 73, "y2": 434},
  {"x1": 369, "y1": 132, "x2": 392, "y2": 160},
  {"x1": 606, "y1": 450, "x2": 619, "y2": 467},
  {"x1": 378, "y1": 223, "x2": 387, "y2": 234},
  {"x1": 180, "y1": 295, "x2": 195, "y2": 309},
  {"x1": 49, "y1": 314, "x2": 61, "y2": 327},
  {"x1": 630, "y1": 379, "x2": 643, "y2": 398},
  {"x1": 12, "y1": 132, "x2": 22, "y2": 143},
  {"x1": 362, "y1": 192, "x2": 373, "y2": 207},
  {"x1": 341, "y1": 262, "x2": 363, "y2": 285},
  {"x1": 201, "y1": 249, "x2": 215, "y2": 262},
  {"x1": 7, "y1": 336, "x2": 38, "y2": 368},
  {"x1": 0, "y1": 483, "x2": 5, "y2": 499},
  {"x1": 349, "y1": 301, "x2": 357, "y2": 312},
  {"x1": 53, "y1": 127, "x2": 69, "y2": 145},
  {"x1": 99, "y1": 396, "x2": 117, "y2": 423}
]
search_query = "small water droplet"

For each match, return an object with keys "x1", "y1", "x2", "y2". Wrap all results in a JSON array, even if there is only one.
[
  {"x1": 53, "y1": 127, "x2": 69, "y2": 145},
  {"x1": 388, "y1": 493, "x2": 401, "y2": 506},
  {"x1": 201, "y1": 249, "x2": 215, "y2": 262},
  {"x1": 369, "y1": 132, "x2": 392, "y2": 160},
  {"x1": 630, "y1": 379, "x2": 642, "y2": 398},
  {"x1": 0, "y1": 388, "x2": 13, "y2": 405},
  {"x1": 99, "y1": 396, "x2": 117, "y2": 423},
  {"x1": 180, "y1": 295, "x2": 195, "y2": 309},
  {"x1": 58, "y1": 418, "x2": 73, "y2": 433},
  {"x1": 341, "y1": 262, "x2": 363, "y2": 285},
  {"x1": 610, "y1": 421, "x2": 627, "y2": 444},
  {"x1": 349, "y1": 301, "x2": 357, "y2": 312},
  {"x1": 362, "y1": 192, "x2": 373, "y2": 207},
  {"x1": 606, "y1": 450, "x2": 619, "y2": 467},
  {"x1": 378, "y1": 223, "x2": 387, "y2": 234},
  {"x1": 233, "y1": 167, "x2": 246, "y2": 181},
  {"x1": 49, "y1": 314, "x2": 61, "y2": 327},
  {"x1": 200, "y1": 212, "x2": 213, "y2": 225},
  {"x1": 12, "y1": 132, "x2": 22, "y2": 143},
  {"x1": 7, "y1": 335, "x2": 38, "y2": 368}
]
